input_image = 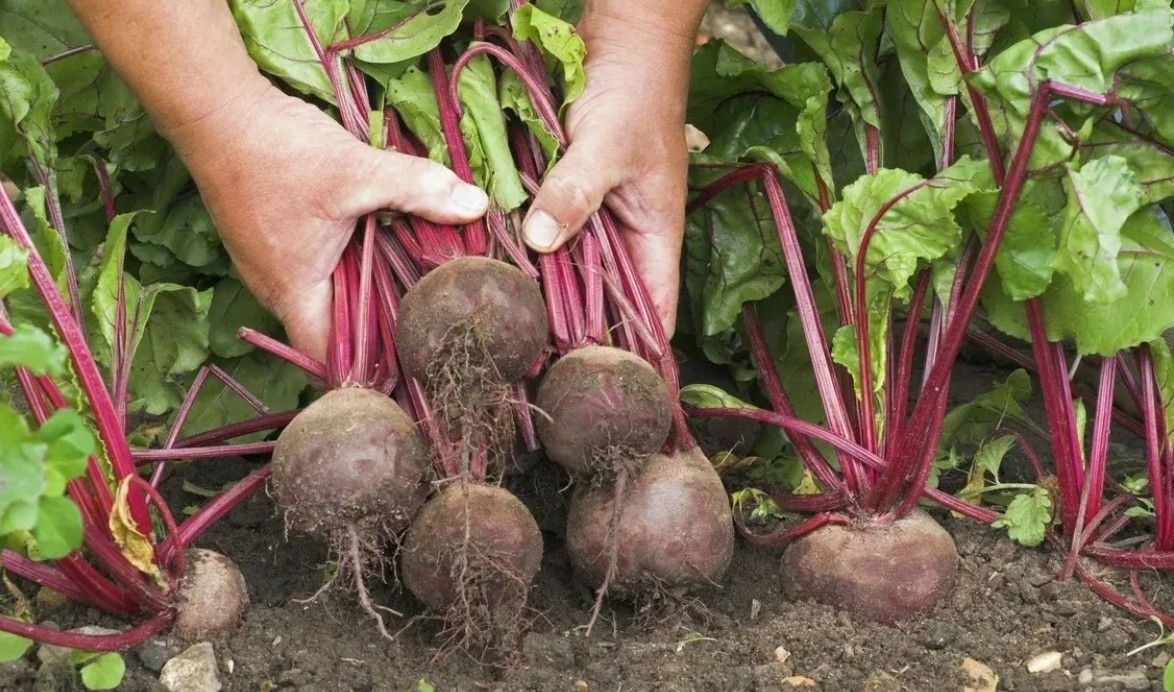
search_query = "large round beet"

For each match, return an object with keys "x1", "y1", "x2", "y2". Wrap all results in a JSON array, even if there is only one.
[
  {"x1": 566, "y1": 447, "x2": 734, "y2": 596},
  {"x1": 400, "y1": 483, "x2": 543, "y2": 611},
  {"x1": 172, "y1": 549, "x2": 249, "y2": 640},
  {"x1": 535, "y1": 345, "x2": 672, "y2": 477},
  {"x1": 782, "y1": 509, "x2": 957, "y2": 624},
  {"x1": 271, "y1": 387, "x2": 430, "y2": 535},
  {"x1": 395, "y1": 257, "x2": 548, "y2": 386}
]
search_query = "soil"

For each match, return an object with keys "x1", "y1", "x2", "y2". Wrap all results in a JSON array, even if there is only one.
[{"x1": 3, "y1": 6, "x2": 1172, "y2": 692}]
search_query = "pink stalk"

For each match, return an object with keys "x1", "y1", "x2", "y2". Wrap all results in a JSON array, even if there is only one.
[
  {"x1": 0, "y1": 611, "x2": 173, "y2": 652},
  {"x1": 1138, "y1": 346, "x2": 1173, "y2": 547},
  {"x1": 0, "y1": 551, "x2": 111, "y2": 610},
  {"x1": 133, "y1": 442, "x2": 275, "y2": 461},
  {"x1": 237, "y1": 327, "x2": 327, "y2": 381},
  {"x1": 429, "y1": 50, "x2": 487, "y2": 253},
  {"x1": 741, "y1": 304, "x2": 842, "y2": 491}
]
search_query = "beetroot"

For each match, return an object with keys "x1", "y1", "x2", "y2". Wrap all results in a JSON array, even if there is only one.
[
  {"x1": 400, "y1": 483, "x2": 543, "y2": 656},
  {"x1": 566, "y1": 447, "x2": 734, "y2": 598},
  {"x1": 395, "y1": 256, "x2": 548, "y2": 388},
  {"x1": 270, "y1": 386, "x2": 431, "y2": 636},
  {"x1": 172, "y1": 549, "x2": 249, "y2": 640},
  {"x1": 782, "y1": 509, "x2": 957, "y2": 624},
  {"x1": 535, "y1": 345, "x2": 672, "y2": 477},
  {"x1": 272, "y1": 387, "x2": 430, "y2": 535}
]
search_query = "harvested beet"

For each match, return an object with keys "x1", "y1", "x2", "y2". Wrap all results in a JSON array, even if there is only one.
[
  {"x1": 566, "y1": 447, "x2": 734, "y2": 598},
  {"x1": 782, "y1": 509, "x2": 957, "y2": 624},
  {"x1": 536, "y1": 345, "x2": 672, "y2": 477},
  {"x1": 400, "y1": 483, "x2": 543, "y2": 656},
  {"x1": 270, "y1": 387, "x2": 431, "y2": 637},
  {"x1": 395, "y1": 257, "x2": 548, "y2": 388},
  {"x1": 172, "y1": 549, "x2": 249, "y2": 640},
  {"x1": 271, "y1": 387, "x2": 430, "y2": 535}
]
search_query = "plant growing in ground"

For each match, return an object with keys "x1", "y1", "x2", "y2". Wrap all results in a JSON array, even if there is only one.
[{"x1": 678, "y1": 0, "x2": 1172, "y2": 623}]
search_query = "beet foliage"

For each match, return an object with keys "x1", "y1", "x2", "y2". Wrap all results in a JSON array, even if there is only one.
[{"x1": 680, "y1": 3, "x2": 1173, "y2": 624}]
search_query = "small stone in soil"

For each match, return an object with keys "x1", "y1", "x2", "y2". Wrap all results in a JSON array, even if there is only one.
[
  {"x1": 159, "y1": 642, "x2": 221, "y2": 692},
  {"x1": 1093, "y1": 669, "x2": 1150, "y2": 690},
  {"x1": 961, "y1": 657, "x2": 998, "y2": 692},
  {"x1": 136, "y1": 637, "x2": 180, "y2": 674},
  {"x1": 1026, "y1": 651, "x2": 1063, "y2": 673},
  {"x1": 862, "y1": 670, "x2": 901, "y2": 691}
]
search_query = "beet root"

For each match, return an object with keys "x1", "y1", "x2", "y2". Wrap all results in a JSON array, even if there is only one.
[
  {"x1": 400, "y1": 483, "x2": 543, "y2": 656},
  {"x1": 172, "y1": 549, "x2": 248, "y2": 640},
  {"x1": 271, "y1": 387, "x2": 430, "y2": 536},
  {"x1": 781, "y1": 509, "x2": 957, "y2": 624},
  {"x1": 395, "y1": 257, "x2": 548, "y2": 388},
  {"x1": 566, "y1": 447, "x2": 734, "y2": 600},
  {"x1": 536, "y1": 345, "x2": 672, "y2": 478}
]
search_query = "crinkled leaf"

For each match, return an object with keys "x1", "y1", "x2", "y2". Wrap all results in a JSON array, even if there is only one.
[
  {"x1": 533, "y1": 0, "x2": 583, "y2": 23},
  {"x1": 0, "y1": 1, "x2": 90, "y2": 61},
  {"x1": 0, "y1": 235, "x2": 29, "y2": 298},
  {"x1": 208, "y1": 276, "x2": 281, "y2": 359},
  {"x1": 972, "y1": 10, "x2": 1174, "y2": 169},
  {"x1": 822, "y1": 158, "x2": 992, "y2": 300},
  {"x1": 0, "y1": 324, "x2": 65, "y2": 376},
  {"x1": 959, "y1": 434, "x2": 1017, "y2": 504},
  {"x1": 30, "y1": 495, "x2": 81, "y2": 559},
  {"x1": 993, "y1": 486, "x2": 1052, "y2": 547},
  {"x1": 683, "y1": 181, "x2": 786, "y2": 336},
  {"x1": 1117, "y1": 53, "x2": 1174, "y2": 145},
  {"x1": 985, "y1": 208, "x2": 1174, "y2": 355},
  {"x1": 1082, "y1": 123, "x2": 1174, "y2": 205},
  {"x1": 498, "y1": 69, "x2": 560, "y2": 166},
  {"x1": 886, "y1": 0, "x2": 951, "y2": 162},
  {"x1": 688, "y1": 42, "x2": 833, "y2": 200},
  {"x1": 230, "y1": 0, "x2": 348, "y2": 104},
  {"x1": 965, "y1": 180, "x2": 1059, "y2": 300},
  {"x1": 349, "y1": 0, "x2": 469, "y2": 64},
  {"x1": 384, "y1": 66, "x2": 448, "y2": 164},
  {"x1": 728, "y1": 0, "x2": 799, "y2": 35},
  {"x1": 132, "y1": 194, "x2": 224, "y2": 269},
  {"x1": 0, "y1": 48, "x2": 58, "y2": 169},
  {"x1": 1051, "y1": 156, "x2": 1144, "y2": 303},
  {"x1": 79, "y1": 652, "x2": 126, "y2": 691},
  {"x1": 792, "y1": 7, "x2": 884, "y2": 159},
  {"x1": 511, "y1": 4, "x2": 585, "y2": 108},
  {"x1": 457, "y1": 53, "x2": 527, "y2": 210}
]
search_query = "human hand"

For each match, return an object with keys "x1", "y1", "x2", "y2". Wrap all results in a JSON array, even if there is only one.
[
  {"x1": 167, "y1": 84, "x2": 489, "y2": 362},
  {"x1": 520, "y1": 6, "x2": 703, "y2": 338}
]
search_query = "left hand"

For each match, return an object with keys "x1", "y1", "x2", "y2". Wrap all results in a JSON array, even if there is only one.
[{"x1": 521, "y1": 9, "x2": 699, "y2": 338}]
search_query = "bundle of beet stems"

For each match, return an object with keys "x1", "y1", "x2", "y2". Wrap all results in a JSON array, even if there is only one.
[{"x1": 233, "y1": 1, "x2": 732, "y2": 659}]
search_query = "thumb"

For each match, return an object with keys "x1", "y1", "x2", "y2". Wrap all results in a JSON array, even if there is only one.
[
  {"x1": 522, "y1": 146, "x2": 618, "y2": 253},
  {"x1": 338, "y1": 144, "x2": 489, "y2": 224}
]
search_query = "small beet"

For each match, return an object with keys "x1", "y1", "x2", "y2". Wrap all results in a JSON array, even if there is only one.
[
  {"x1": 781, "y1": 509, "x2": 957, "y2": 624},
  {"x1": 536, "y1": 345, "x2": 672, "y2": 477},
  {"x1": 172, "y1": 549, "x2": 248, "y2": 640},
  {"x1": 395, "y1": 257, "x2": 548, "y2": 387},
  {"x1": 400, "y1": 483, "x2": 543, "y2": 611},
  {"x1": 566, "y1": 447, "x2": 734, "y2": 597},
  {"x1": 271, "y1": 387, "x2": 430, "y2": 535}
]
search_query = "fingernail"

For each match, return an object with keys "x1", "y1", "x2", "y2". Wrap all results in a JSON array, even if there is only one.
[
  {"x1": 453, "y1": 184, "x2": 489, "y2": 213},
  {"x1": 523, "y1": 210, "x2": 562, "y2": 251}
]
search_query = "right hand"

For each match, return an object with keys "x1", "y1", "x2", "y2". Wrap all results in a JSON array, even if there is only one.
[{"x1": 167, "y1": 84, "x2": 489, "y2": 362}]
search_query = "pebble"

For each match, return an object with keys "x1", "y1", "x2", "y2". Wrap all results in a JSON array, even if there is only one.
[
  {"x1": 159, "y1": 642, "x2": 221, "y2": 692},
  {"x1": 1093, "y1": 670, "x2": 1150, "y2": 690},
  {"x1": 1151, "y1": 652, "x2": 1170, "y2": 669},
  {"x1": 1026, "y1": 651, "x2": 1064, "y2": 673},
  {"x1": 774, "y1": 646, "x2": 791, "y2": 664},
  {"x1": 1078, "y1": 667, "x2": 1094, "y2": 684},
  {"x1": 961, "y1": 657, "x2": 998, "y2": 692},
  {"x1": 862, "y1": 670, "x2": 901, "y2": 691},
  {"x1": 37, "y1": 626, "x2": 118, "y2": 668},
  {"x1": 136, "y1": 637, "x2": 180, "y2": 674}
]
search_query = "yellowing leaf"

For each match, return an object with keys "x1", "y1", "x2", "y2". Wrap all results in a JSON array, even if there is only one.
[{"x1": 108, "y1": 478, "x2": 166, "y2": 589}]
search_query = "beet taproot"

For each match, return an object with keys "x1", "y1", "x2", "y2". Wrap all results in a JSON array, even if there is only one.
[
  {"x1": 536, "y1": 345, "x2": 672, "y2": 478},
  {"x1": 566, "y1": 447, "x2": 734, "y2": 597},
  {"x1": 781, "y1": 509, "x2": 957, "y2": 624}
]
